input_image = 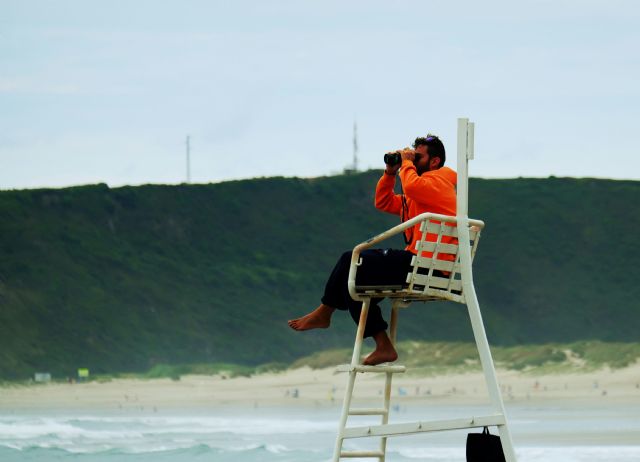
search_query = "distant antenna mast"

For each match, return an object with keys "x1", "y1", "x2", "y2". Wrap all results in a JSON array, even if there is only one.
[
  {"x1": 186, "y1": 135, "x2": 191, "y2": 184},
  {"x1": 352, "y1": 120, "x2": 358, "y2": 171}
]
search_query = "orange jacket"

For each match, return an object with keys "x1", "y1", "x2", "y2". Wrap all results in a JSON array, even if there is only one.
[{"x1": 375, "y1": 159, "x2": 457, "y2": 256}]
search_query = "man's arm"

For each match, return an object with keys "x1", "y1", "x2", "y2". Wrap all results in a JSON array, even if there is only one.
[{"x1": 375, "y1": 168, "x2": 402, "y2": 215}]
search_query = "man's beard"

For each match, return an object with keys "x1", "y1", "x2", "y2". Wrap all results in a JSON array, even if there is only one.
[{"x1": 416, "y1": 155, "x2": 431, "y2": 175}]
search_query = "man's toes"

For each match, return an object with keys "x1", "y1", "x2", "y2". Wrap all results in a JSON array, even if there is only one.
[
  {"x1": 362, "y1": 354, "x2": 376, "y2": 366},
  {"x1": 363, "y1": 350, "x2": 397, "y2": 366}
]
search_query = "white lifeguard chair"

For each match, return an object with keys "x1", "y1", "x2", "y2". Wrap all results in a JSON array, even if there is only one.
[{"x1": 332, "y1": 118, "x2": 517, "y2": 461}]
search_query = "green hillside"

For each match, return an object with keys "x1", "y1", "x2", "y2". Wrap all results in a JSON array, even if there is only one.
[{"x1": 0, "y1": 172, "x2": 638, "y2": 379}]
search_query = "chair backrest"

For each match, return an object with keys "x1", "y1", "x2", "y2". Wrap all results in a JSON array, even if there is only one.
[{"x1": 405, "y1": 214, "x2": 484, "y2": 303}]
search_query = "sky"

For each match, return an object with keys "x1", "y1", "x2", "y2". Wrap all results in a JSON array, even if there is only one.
[{"x1": 1, "y1": 0, "x2": 639, "y2": 189}]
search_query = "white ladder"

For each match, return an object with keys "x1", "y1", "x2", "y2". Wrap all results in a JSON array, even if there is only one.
[{"x1": 332, "y1": 118, "x2": 517, "y2": 461}]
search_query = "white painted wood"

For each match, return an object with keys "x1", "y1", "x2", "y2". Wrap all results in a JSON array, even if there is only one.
[
  {"x1": 332, "y1": 299, "x2": 370, "y2": 462},
  {"x1": 468, "y1": 122, "x2": 475, "y2": 160},
  {"x1": 410, "y1": 274, "x2": 463, "y2": 291},
  {"x1": 342, "y1": 414, "x2": 506, "y2": 439},
  {"x1": 419, "y1": 241, "x2": 460, "y2": 254},
  {"x1": 456, "y1": 118, "x2": 517, "y2": 462},
  {"x1": 348, "y1": 408, "x2": 388, "y2": 416},
  {"x1": 340, "y1": 450, "x2": 385, "y2": 458},
  {"x1": 419, "y1": 217, "x2": 479, "y2": 233},
  {"x1": 411, "y1": 255, "x2": 459, "y2": 272},
  {"x1": 404, "y1": 288, "x2": 464, "y2": 303},
  {"x1": 423, "y1": 222, "x2": 480, "y2": 244},
  {"x1": 334, "y1": 364, "x2": 406, "y2": 374},
  {"x1": 424, "y1": 220, "x2": 460, "y2": 237},
  {"x1": 380, "y1": 302, "x2": 400, "y2": 461}
]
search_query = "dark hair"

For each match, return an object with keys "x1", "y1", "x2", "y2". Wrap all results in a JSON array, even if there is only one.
[{"x1": 413, "y1": 134, "x2": 445, "y2": 167}]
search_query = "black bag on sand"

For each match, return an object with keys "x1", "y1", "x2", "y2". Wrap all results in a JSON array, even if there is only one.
[{"x1": 466, "y1": 426, "x2": 506, "y2": 462}]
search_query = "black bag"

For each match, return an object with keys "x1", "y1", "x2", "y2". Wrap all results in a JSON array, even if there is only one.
[{"x1": 466, "y1": 426, "x2": 506, "y2": 462}]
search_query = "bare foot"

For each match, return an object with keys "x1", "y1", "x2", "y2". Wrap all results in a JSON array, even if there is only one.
[
  {"x1": 288, "y1": 304, "x2": 335, "y2": 331},
  {"x1": 363, "y1": 348, "x2": 398, "y2": 365},
  {"x1": 363, "y1": 331, "x2": 398, "y2": 365}
]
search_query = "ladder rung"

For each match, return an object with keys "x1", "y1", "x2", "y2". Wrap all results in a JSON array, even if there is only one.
[
  {"x1": 334, "y1": 364, "x2": 406, "y2": 374},
  {"x1": 340, "y1": 450, "x2": 385, "y2": 458},
  {"x1": 342, "y1": 414, "x2": 506, "y2": 439},
  {"x1": 349, "y1": 407, "x2": 388, "y2": 416}
]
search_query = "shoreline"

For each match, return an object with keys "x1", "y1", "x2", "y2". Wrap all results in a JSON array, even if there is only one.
[{"x1": 1, "y1": 364, "x2": 639, "y2": 412}]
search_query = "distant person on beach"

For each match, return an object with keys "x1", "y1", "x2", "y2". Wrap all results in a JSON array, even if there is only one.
[{"x1": 288, "y1": 135, "x2": 456, "y2": 365}]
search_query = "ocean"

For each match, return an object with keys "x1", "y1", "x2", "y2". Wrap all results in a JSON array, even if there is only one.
[{"x1": 1, "y1": 402, "x2": 638, "y2": 461}]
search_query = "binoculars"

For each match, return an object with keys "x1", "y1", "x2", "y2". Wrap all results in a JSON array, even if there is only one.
[{"x1": 383, "y1": 152, "x2": 402, "y2": 166}]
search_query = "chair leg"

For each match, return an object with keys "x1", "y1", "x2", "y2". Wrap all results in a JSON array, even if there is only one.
[
  {"x1": 379, "y1": 301, "x2": 400, "y2": 461},
  {"x1": 465, "y1": 287, "x2": 517, "y2": 462},
  {"x1": 332, "y1": 298, "x2": 371, "y2": 462}
]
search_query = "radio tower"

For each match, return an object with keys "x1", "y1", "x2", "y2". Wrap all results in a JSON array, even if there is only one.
[
  {"x1": 186, "y1": 135, "x2": 191, "y2": 184},
  {"x1": 352, "y1": 120, "x2": 358, "y2": 172}
]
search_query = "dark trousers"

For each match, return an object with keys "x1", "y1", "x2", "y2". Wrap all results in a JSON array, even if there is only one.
[{"x1": 321, "y1": 249, "x2": 413, "y2": 338}]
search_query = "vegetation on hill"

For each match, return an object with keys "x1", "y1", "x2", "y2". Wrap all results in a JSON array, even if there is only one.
[
  {"x1": 0, "y1": 172, "x2": 638, "y2": 380},
  {"x1": 291, "y1": 340, "x2": 640, "y2": 374}
]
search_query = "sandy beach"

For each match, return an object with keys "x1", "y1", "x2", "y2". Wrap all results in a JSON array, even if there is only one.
[{"x1": 2, "y1": 364, "x2": 639, "y2": 411}]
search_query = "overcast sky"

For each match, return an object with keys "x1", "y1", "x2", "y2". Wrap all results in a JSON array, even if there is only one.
[{"x1": 1, "y1": 1, "x2": 639, "y2": 189}]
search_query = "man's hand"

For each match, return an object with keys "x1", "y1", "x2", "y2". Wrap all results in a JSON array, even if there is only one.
[
  {"x1": 400, "y1": 147, "x2": 415, "y2": 162},
  {"x1": 385, "y1": 161, "x2": 401, "y2": 176},
  {"x1": 384, "y1": 147, "x2": 414, "y2": 175},
  {"x1": 383, "y1": 150, "x2": 403, "y2": 175}
]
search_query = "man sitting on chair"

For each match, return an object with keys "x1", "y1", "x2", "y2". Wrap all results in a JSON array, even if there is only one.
[{"x1": 288, "y1": 134, "x2": 457, "y2": 365}]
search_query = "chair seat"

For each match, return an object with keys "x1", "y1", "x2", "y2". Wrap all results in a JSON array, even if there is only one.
[
  {"x1": 355, "y1": 285, "x2": 462, "y2": 302},
  {"x1": 355, "y1": 284, "x2": 404, "y2": 292}
]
